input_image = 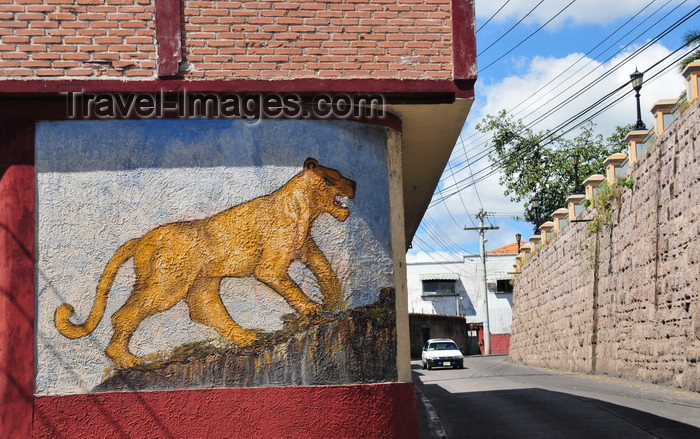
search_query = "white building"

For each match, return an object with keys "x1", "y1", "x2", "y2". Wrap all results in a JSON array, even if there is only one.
[{"x1": 407, "y1": 243, "x2": 518, "y2": 352}]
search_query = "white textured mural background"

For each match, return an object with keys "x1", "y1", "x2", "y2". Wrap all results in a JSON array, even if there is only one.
[{"x1": 36, "y1": 119, "x2": 395, "y2": 395}]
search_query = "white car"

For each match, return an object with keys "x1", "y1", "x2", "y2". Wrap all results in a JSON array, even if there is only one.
[{"x1": 421, "y1": 338, "x2": 464, "y2": 370}]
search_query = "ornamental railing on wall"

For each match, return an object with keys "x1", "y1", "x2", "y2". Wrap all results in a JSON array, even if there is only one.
[{"x1": 513, "y1": 60, "x2": 700, "y2": 274}]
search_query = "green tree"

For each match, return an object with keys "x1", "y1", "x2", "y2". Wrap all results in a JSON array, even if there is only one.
[
  {"x1": 680, "y1": 28, "x2": 700, "y2": 71},
  {"x1": 476, "y1": 110, "x2": 630, "y2": 232}
]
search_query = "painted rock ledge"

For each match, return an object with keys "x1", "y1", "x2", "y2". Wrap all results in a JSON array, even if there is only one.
[{"x1": 96, "y1": 288, "x2": 397, "y2": 392}]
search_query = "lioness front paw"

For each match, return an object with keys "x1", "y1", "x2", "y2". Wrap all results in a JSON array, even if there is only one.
[
  {"x1": 299, "y1": 301, "x2": 322, "y2": 316},
  {"x1": 114, "y1": 353, "x2": 140, "y2": 370},
  {"x1": 106, "y1": 344, "x2": 141, "y2": 369}
]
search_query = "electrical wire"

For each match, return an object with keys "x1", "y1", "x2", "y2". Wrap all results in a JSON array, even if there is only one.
[
  {"x1": 419, "y1": 2, "x2": 697, "y2": 258},
  {"x1": 477, "y1": 0, "x2": 512, "y2": 33},
  {"x1": 479, "y1": 0, "x2": 578, "y2": 73},
  {"x1": 441, "y1": 0, "x2": 679, "y2": 177},
  {"x1": 508, "y1": 0, "x2": 666, "y2": 118},
  {"x1": 433, "y1": 182, "x2": 470, "y2": 229},
  {"x1": 419, "y1": 221, "x2": 462, "y2": 256},
  {"x1": 541, "y1": 44, "x2": 695, "y2": 141},
  {"x1": 477, "y1": 0, "x2": 545, "y2": 57},
  {"x1": 523, "y1": 3, "x2": 698, "y2": 130},
  {"x1": 422, "y1": 213, "x2": 479, "y2": 257},
  {"x1": 436, "y1": 2, "x2": 698, "y2": 194},
  {"x1": 453, "y1": 134, "x2": 484, "y2": 219},
  {"x1": 429, "y1": 42, "x2": 694, "y2": 208},
  {"x1": 411, "y1": 235, "x2": 480, "y2": 273}
]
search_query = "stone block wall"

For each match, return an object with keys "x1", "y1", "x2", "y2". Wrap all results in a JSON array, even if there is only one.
[
  {"x1": 509, "y1": 98, "x2": 700, "y2": 392},
  {"x1": 0, "y1": 0, "x2": 454, "y2": 79}
]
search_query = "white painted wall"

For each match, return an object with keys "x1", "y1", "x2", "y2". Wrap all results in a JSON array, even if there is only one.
[{"x1": 406, "y1": 253, "x2": 515, "y2": 334}]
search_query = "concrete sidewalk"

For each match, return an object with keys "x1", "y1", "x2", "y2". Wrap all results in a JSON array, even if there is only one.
[{"x1": 413, "y1": 355, "x2": 700, "y2": 439}]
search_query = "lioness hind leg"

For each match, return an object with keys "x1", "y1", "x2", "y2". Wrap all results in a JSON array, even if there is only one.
[
  {"x1": 186, "y1": 277, "x2": 257, "y2": 347},
  {"x1": 107, "y1": 280, "x2": 186, "y2": 369},
  {"x1": 107, "y1": 303, "x2": 150, "y2": 369}
]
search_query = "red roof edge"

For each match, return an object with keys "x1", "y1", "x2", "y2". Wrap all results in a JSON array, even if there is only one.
[{"x1": 487, "y1": 242, "x2": 520, "y2": 255}]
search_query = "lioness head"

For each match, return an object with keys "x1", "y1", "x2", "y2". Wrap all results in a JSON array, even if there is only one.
[{"x1": 304, "y1": 157, "x2": 356, "y2": 222}]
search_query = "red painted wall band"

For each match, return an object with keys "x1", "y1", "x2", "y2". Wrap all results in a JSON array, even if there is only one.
[
  {"x1": 35, "y1": 383, "x2": 419, "y2": 439},
  {"x1": 0, "y1": 165, "x2": 35, "y2": 438},
  {"x1": 452, "y1": 0, "x2": 478, "y2": 89},
  {"x1": 0, "y1": 118, "x2": 418, "y2": 438},
  {"x1": 0, "y1": 97, "x2": 403, "y2": 135},
  {"x1": 155, "y1": 0, "x2": 182, "y2": 77},
  {"x1": 0, "y1": 78, "x2": 466, "y2": 96}
]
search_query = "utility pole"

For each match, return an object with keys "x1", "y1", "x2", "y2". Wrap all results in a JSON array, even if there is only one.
[{"x1": 465, "y1": 209, "x2": 499, "y2": 355}]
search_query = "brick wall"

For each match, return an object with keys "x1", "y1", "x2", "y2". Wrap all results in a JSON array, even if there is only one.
[
  {"x1": 0, "y1": 0, "x2": 156, "y2": 77},
  {"x1": 509, "y1": 99, "x2": 700, "y2": 392},
  {"x1": 0, "y1": 0, "x2": 453, "y2": 79}
]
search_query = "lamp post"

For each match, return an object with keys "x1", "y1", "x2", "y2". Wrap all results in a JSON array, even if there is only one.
[
  {"x1": 530, "y1": 197, "x2": 541, "y2": 234},
  {"x1": 515, "y1": 233, "x2": 522, "y2": 252},
  {"x1": 571, "y1": 154, "x2": 580, "y2": 193},
  {"x1": 630, "y1": 68, "x2": 647, "y2": 130}
]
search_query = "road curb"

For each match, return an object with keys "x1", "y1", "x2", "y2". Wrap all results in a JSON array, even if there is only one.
[{"x1": 416, "y1": 385, "x2": 448, "y2": 439}]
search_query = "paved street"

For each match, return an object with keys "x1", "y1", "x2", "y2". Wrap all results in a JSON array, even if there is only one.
[{"x1": 413, "y1": 355, "x2": 700, "y2": 439}]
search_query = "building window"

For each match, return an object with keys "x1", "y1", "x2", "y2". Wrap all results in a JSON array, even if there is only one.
[
  {"x1": 422, "y1": 279, "x2": 456, "y2": 296},
  {"x1": 496, "y1": 279, "x2": 513, "y2": 294}
]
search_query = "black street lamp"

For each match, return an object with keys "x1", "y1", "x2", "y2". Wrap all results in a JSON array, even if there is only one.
[
  {"x1": 630, "y1": 68, "x2": 647, "y2": 130},
  {"x1": 571, "y1": 154, "x2": 580, "y2": 193},
  {"x1": 515, "y1": 233, "x2": 522, "y2": 252}
]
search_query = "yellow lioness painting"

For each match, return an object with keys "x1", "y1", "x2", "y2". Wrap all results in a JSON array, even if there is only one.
[{"x1": 55, "y1": 158, "x2": 356, "y2": 369}]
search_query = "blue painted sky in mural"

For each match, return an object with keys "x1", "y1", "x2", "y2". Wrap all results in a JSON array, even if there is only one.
[{"x1": 38, "y1": 119, "x2": 387, "y2": 172}]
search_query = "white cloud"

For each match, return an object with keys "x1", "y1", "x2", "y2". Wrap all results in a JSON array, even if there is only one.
[
  {"x1": 413, "y1": 41, "x2": 686, "y2": 256},
  {"x1": 471, "y1": 42, "x2": 685, "y2": 137},
  {"x1": 475, "y1": 0, "x2": 689, "y2": 28}
]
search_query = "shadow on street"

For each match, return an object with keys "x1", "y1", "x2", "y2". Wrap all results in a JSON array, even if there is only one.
[{"x1": 413, "y1": 356, "x2": 700, "y2": 439}]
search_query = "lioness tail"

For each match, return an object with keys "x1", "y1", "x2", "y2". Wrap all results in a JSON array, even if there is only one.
[{"x1": 54, "y1": 238, "x2": 140, "y2": 339}]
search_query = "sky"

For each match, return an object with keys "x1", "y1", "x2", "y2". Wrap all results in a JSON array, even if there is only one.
[{"x1": 406, "y1": 0, "x2": 698, "y2": 263}]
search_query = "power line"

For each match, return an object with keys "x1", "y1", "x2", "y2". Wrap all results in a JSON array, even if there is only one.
[
  {"x1": 433, "y1": 3, "x2": 698, "y2": 200},
  {"x1": 508, "y1": 0, "x2": 667, "y2": 119},
  {"x1": 432, "y1": 44, "x2": 694, "y2": 207},
  {"x1": 442, "y1": 0, "x2": 682, "y2": 177},
  {"x1": 453, "y1": 134, "x2": 484, "y2": 218},
  {"x1": 477, "y1": 0, "x2": 512, "y2": 33},
  {"x1": 419, "y1": 220, "x2": 463, "y2": 256},
  {"x1": 429, "y1": 42, "x2": 695, "y2": 208},
  {"x1": 420, "y1": 3, "x2": 696, "y2": 253},
  {"x1": 409, "y1": 236, "x2": 481, "y2": 280},
  {"x1": 433, "y1": 183, "x2": 470, "y2": 229},
  {"x1": 477, "y1": 0, "x2": 545, "y2": 57},
  {"x1": 479, "y1": 0, "x2": 578, "y2": 73},
  {"x1": 523, "y1": 3, "x2": 698, "y2": 130},
  {"x1": 422, "y1": 213, "x2": 479, "y2": 257},
  {"x1": 541, "y1": 44, "x2": 695, "y2": 141}
]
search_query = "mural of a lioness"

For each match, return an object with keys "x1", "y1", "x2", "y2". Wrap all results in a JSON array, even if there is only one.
[{"x1": 54, "y1": 158, "x2": 356, "y2": 369}]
